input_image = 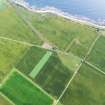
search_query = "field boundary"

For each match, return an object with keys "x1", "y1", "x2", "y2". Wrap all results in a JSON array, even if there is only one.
[
  {"x1": 65, "y1": 38, "x2": 76, "y2": 52},
  {"x1": 0, "y1": 68, "x2": 16, "y2": 105},
  {"x1": 0, "y1": 36, "x2": 77, "y2": 58},
  {"x1": 0, "y1": 68, "x2": 15, "y2": 88},
  {"x1": 15, "y1": 69, "x2": 55, "y2": 100},
  {"x1": 29, "y1": 51, "x2": 52, "y2": 78},
  {"x1": 85, "y1": 61, "x2": 105, "y2": 75},
  {"x1": 0, "y1": 92, "x2": 15, "y2": 105},
  {"x1": 85, "y1": 35, "x2": 100, "y2": 58},
  {"x1": 0, "y1": 36, "x2": 37, "y2": 47}
]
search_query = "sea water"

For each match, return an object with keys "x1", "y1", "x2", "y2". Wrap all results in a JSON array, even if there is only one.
[{"x1": 25, "y1": 0, "x2": 105, "y2": 25}]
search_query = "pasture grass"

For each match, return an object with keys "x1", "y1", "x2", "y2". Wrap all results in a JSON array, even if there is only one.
[
  {"x1": 0, "y1": 39, "x2": 29, "y2": 83},
  {"x1": 0, "y1": 2, "x2": 42, "y2": 45}
]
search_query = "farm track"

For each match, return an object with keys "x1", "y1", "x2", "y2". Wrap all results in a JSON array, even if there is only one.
[{"x1": 54, "y1": 34, "x2": 101, "y2": 105}]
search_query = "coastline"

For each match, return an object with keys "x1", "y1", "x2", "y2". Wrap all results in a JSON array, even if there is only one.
[{"x1": 11, "y1": 0, "x2": 105, "y2": 29}]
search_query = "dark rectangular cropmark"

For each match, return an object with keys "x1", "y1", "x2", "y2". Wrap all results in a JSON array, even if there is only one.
[
  {"x1": 15, "y1": 46, "x2": 46, "y2": 75},
  {"x1": 35, "y1": 54, "x2": 75, "y2": 99}
]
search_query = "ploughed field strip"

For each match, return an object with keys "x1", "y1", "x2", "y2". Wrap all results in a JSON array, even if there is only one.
[
  {"x1": 15, "y1": 5, "x2": 98, "y2": 58},
  {"x1": 29, "y1": 51, "x2": 52, "y2": 78},
  {"x1": 0, "y1": 70, "x2": 53, "y2": 105}
]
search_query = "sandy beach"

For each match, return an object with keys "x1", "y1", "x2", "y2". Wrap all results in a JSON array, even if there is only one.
[{"x1": 11, "y1": 0, "x2": 105, "y2": 29}]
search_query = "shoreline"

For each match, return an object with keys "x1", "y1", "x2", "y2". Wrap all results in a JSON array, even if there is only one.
[{"x1": 11, "y1": 0, "x2": 105, "y2": 29}]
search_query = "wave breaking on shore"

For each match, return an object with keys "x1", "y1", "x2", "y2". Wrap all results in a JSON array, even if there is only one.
[{"x1": 11, "y1": 0, "x2": 105, "y2": 29}]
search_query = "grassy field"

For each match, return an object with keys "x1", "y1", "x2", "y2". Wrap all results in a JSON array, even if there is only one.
[
  {"x1": 15, "y1": 6, "x2": 98, "y2": 58},
  {"x1": 0, "y1": 38, "x2": 29, "y2": 83},
  {"x1": 87, "y1": 36, "x2": 105, "y2": 72},
  {"x1": 16, "y1": 46, "x2": 47, "y2": 75},
  {"x1": 60, "y1": 63, "x2": 105, "y2": 105},
  {"x1": 35, "y1": 53, "x2": 79, "y2": 98},
  {"x1": 0, "y1": 1, "x2": 42, "y2": 45},
  {"x1": 58, "y1": 52, "x2": 81, "y2": 71},
  {"x1": 0, "y1": 94, "x2": 12, "y2": 105},
  {"x1": 0, "y1": 71, "x2": 53, "y2": 105}
]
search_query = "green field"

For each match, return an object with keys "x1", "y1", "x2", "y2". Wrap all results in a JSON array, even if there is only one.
[
  {"x1": 35, "y1": 53, "x2": 81, "y2": 98},
  {"x1": 87, "y1": 36, "x2": 105, "y2": 72},
  {"x1": 60, "y1": 63, "x2": 105, "y2": 105},
  {"x1": 15, "y1": 6, "x2": 98, "y2": 58},
  {"x1": 0, "y1": 71, "x2": 53, "y2": 105},
  {"x1": 16, "y1": 46, "x2": 47, "y2": 75},
  {"x1": 0, "y1": 94, "x2": 12, "y2": 105},
  {"x1": 0, "y1": 1, "x2": 42, "y2": 45},
  {"x1": 0, "y1": 38, "x2": 29, "y2": 82}
]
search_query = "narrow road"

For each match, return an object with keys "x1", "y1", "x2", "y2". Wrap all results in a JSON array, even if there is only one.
[{"x1": 8, "y1": 0, "x2": 55, "y2": 47}]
